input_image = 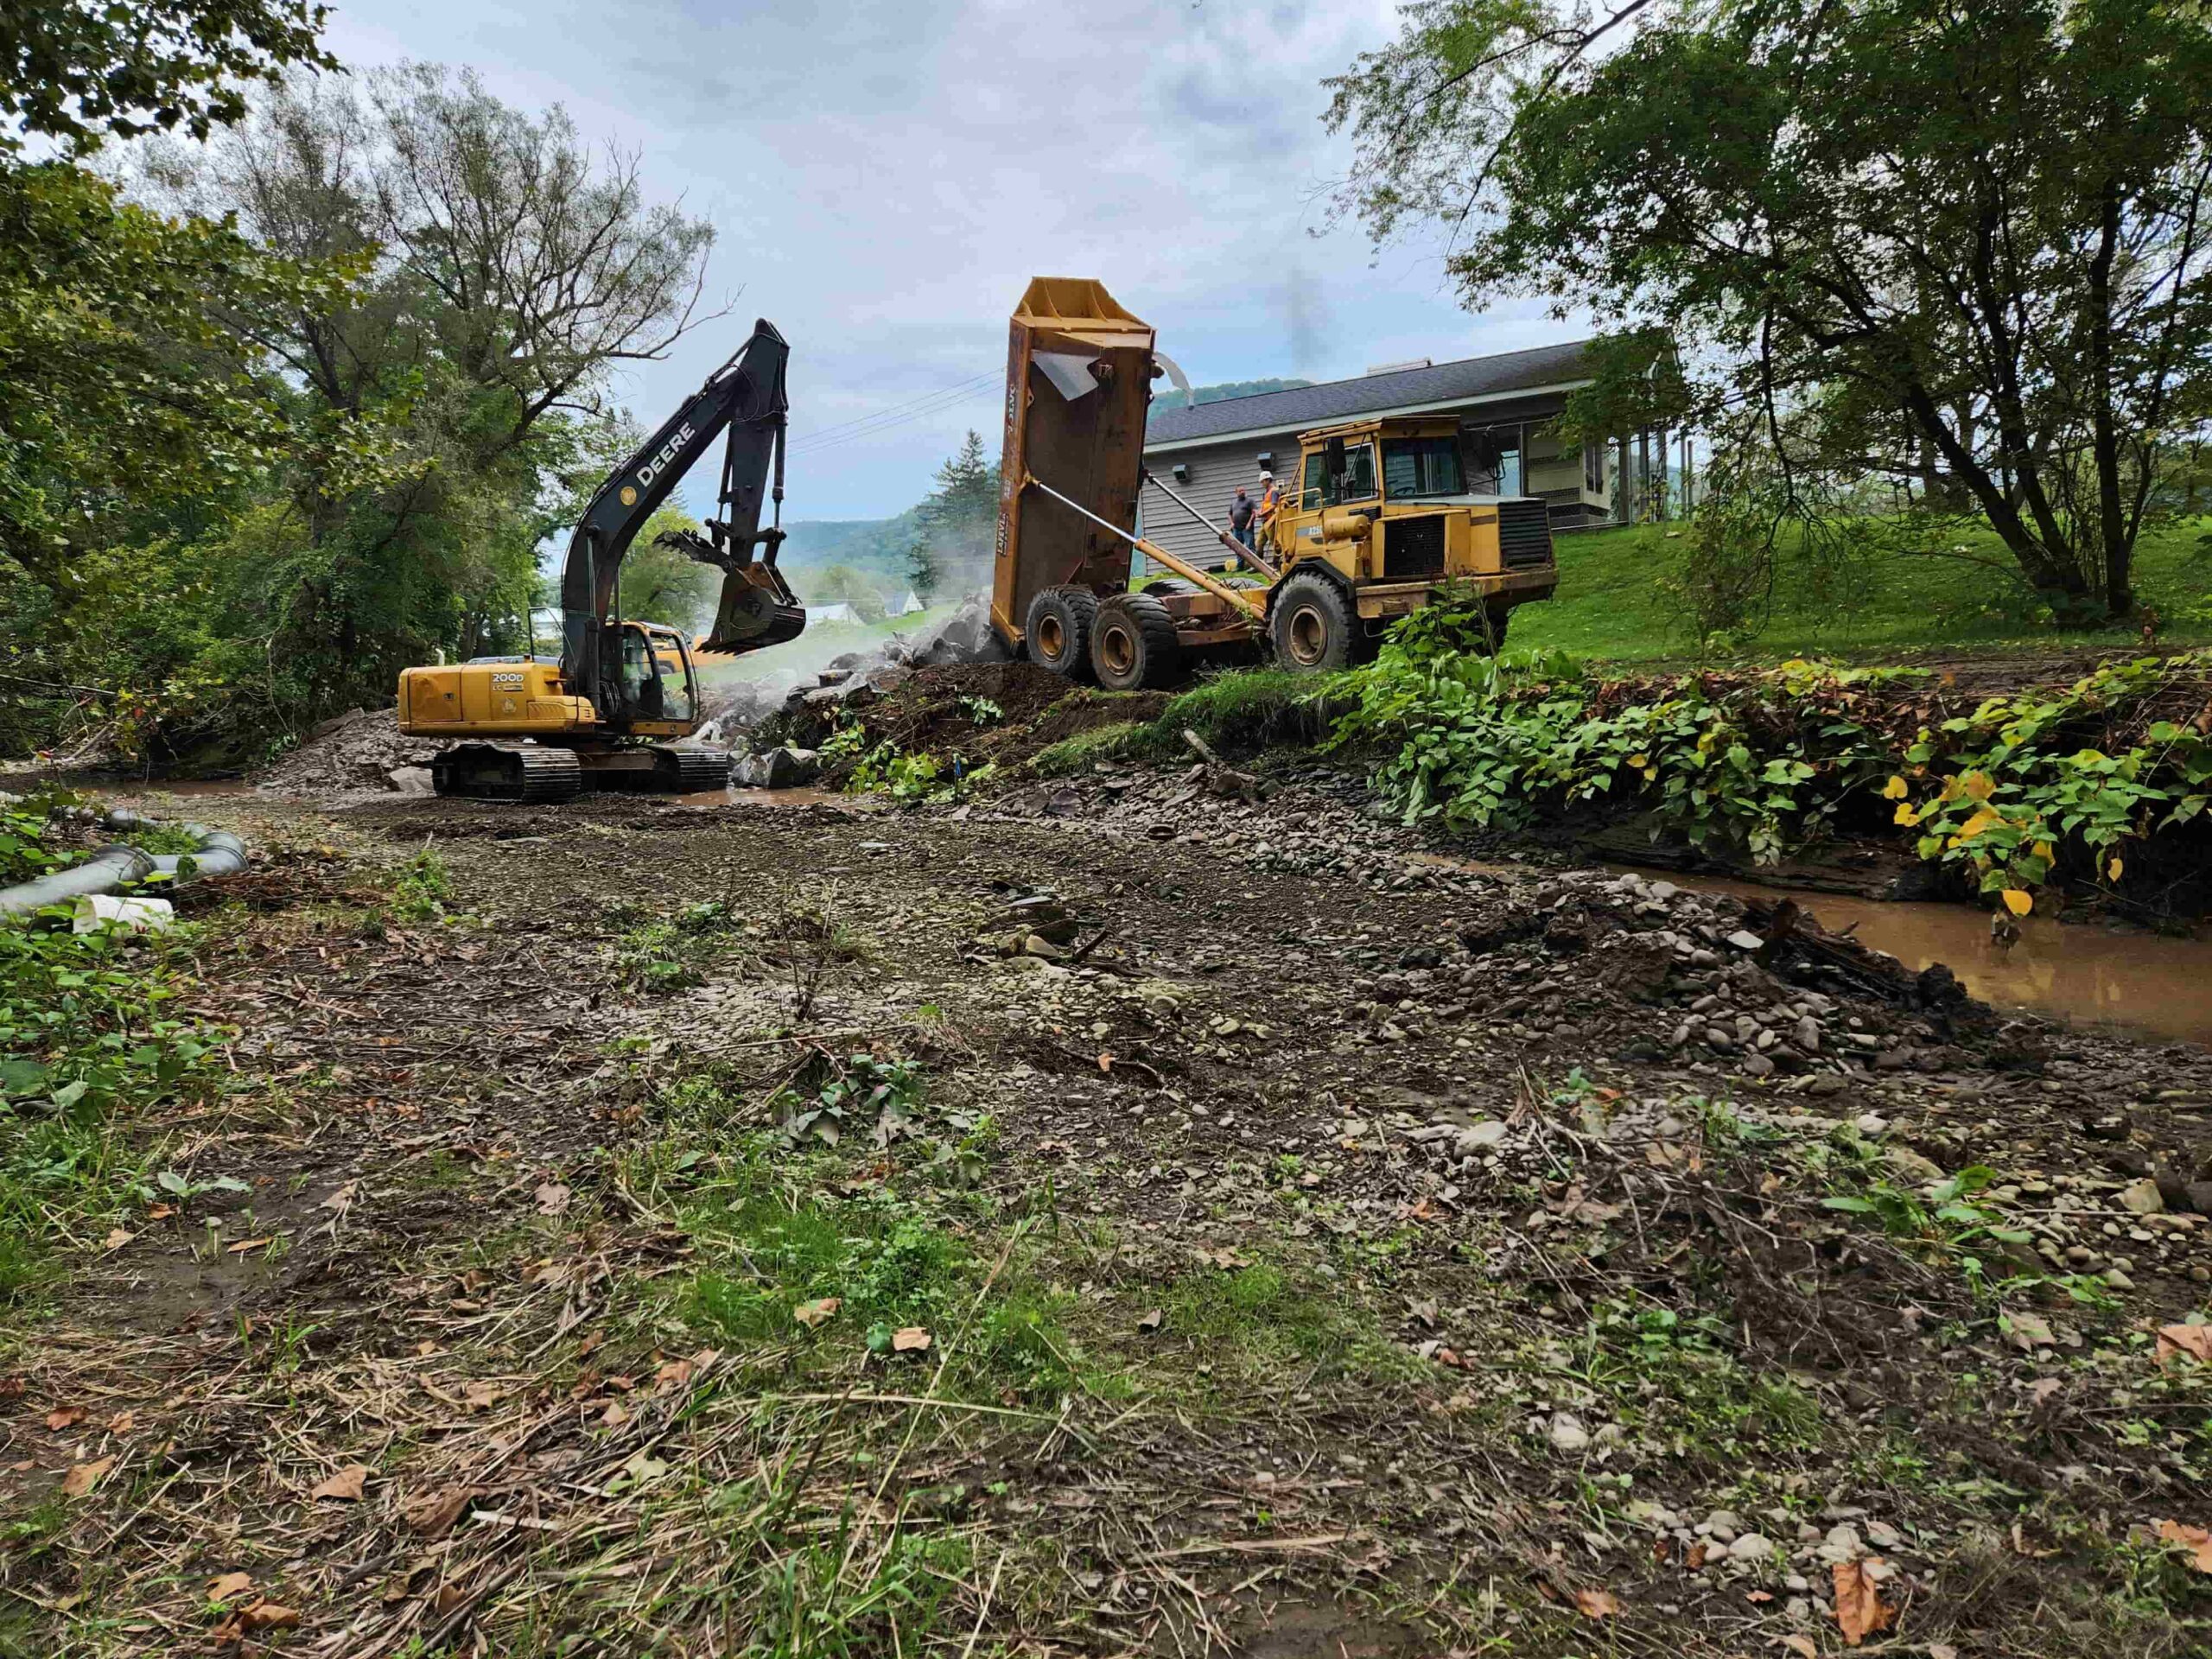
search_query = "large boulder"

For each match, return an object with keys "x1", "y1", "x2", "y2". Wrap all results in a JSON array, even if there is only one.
[{"x1": 734, "y1": 747, "x2": 820, "y2": 789}]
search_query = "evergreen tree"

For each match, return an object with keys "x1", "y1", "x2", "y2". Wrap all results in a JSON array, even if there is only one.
[
  {"x1": 918, "y1": 430, "x2": 998, "y2": 582},
  {"x1": 905, "y1": 532, "x2": 944, "y2": 607}
]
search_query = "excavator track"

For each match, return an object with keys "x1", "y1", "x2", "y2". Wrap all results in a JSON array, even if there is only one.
[
  {"x1": 657, "y1": 747, "x2": 732, "y2": 793},
  {"x1": 431, "y1": 743, "x2": 585, "y2": 803},
  {"x1": 584, "y1": 745, "x2": 732, "y2": 793}
]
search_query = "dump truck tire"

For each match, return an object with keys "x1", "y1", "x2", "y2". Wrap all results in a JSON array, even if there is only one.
[
  {"x1": 1270, "y1": 573, "x2": 1359, "y2": 672},
  {"x1": 1026, "y1": 587, "x2": 1098, "y2": 681},
  {"x1": 1142, "y1": 577, "x2": 1198, "y2": 597},
  {"x1": 1090, "y1": 594, "x2": 1182, "y2": 691}
]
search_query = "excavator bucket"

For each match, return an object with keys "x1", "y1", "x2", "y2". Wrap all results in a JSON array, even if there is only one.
[
  {"x1": 990, "y1": 278, "x2": 1156, "y2": 648},
  {"x1": 701, "y1": 562, "x2": 804, "y2": 653}
]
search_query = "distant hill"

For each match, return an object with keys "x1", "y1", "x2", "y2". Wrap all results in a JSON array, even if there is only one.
[
  {"x1": 1149, "y1": 377, "x2": 1314, "y2": 412},
  {"x1": 779, "y1": 511, "x2": 922, "y2": 588}
]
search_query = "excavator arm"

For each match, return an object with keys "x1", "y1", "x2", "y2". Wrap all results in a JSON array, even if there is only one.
[{"x1": 558, "y1": 319, "x2": 804, "y2": 715}]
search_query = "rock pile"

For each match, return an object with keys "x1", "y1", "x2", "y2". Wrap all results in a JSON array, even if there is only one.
[
  {"x1": 705, "y1": 594, "x2": 1014, "y2": 748},
  {"x1": 256, "y1": 708, "x2": 444, "y2": 796}
]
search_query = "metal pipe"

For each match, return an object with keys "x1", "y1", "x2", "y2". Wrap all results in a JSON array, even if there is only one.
[
  {"x1": 1020, "y1": 475, "x2": 1267, "y2": 619},
  {"x1": 1139, "y1": 470, "x2": 1280, "y2": 582}
]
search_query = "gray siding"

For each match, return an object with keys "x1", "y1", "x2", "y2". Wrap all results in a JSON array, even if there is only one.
[{"x1": 1135, "y1": 435, "x2": 1286, "y2": 579}]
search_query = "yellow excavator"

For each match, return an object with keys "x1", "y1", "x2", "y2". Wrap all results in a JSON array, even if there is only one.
[{"x1": 396, "y1": 322, "x2": 804, "y2": 800}]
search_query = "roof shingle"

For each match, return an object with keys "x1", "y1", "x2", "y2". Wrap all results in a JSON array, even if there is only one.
[{"x1": 1145, "y1": 339, "x2": 1595, "y2": 447}]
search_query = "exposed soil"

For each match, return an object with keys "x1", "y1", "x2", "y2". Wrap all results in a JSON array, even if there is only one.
[{"x1": 7, "y1": 758, "x2": 2210, "y2": 1656}]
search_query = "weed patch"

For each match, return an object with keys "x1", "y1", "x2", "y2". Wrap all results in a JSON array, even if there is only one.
[
  {"x1": 1032, "y1": 721, "x2": 1140, "y2": 776},
  {"x1": 1333, "y1": 626, "x2": 2212, "y2": 909},
  {"x1": 613, "y1": 897, "x2": 750, "y2": 993},
  {"x1": 0, "y1": 909, "x2": 221, "y2": 1299},
  {"x1": 676, "y1": 1146, "x2": 1095, "y2": 1404},
  {"x1": 1153, "y1": 1257, "x2": 1416, "y2": 1391}
]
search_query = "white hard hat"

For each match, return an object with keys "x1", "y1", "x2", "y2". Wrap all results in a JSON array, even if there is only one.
[{"x1": 1259, "y1": 470, "x2": 1274, "y2": 480}]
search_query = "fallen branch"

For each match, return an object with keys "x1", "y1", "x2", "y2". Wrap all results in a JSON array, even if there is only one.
[{"x1": 1181, "y1": 728, "x2": 1262, "y2": 802}]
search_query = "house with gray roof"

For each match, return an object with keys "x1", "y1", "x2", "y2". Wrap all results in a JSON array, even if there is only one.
[{"x1": 1138, "y1": 340, "x2": 1621, "y2": 574}]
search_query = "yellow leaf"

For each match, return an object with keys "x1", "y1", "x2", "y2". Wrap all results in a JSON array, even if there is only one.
[
  {"x1": 60, "y1": 1457, "x2": 114, "y2": 1499},
  {"x1": 1963, "y1": 770, "x2": 1996, "y2": 800},
  {"x1": 2107, "y1": 856, "x2": 2124, "y2": 880},
  {"x1": 1573, "y1": 1586, "x2": 1620, "y2": 1618},
  {"x1": 2032, "y1": 840, "x2": 2055, "y2": 861},
  {"x1": 1955, "y1": 807, "x2": 2001, "y2": 842},
  {"x1": 1880, "y1": 774, "x2": 1909, "y2": 799},
  {"x1": 2001, "y1": 890, "x2": 2032, "y2": 917},
  {"x1": 1892, "y1": 802, "x2": 1920, "y2": 827},
  {"x1": 2157, "y1": 1324, "x2": 2212, "y2": 1366}
]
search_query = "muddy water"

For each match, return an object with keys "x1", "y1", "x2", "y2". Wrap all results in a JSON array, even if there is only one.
[
  {"x1": 1660, "y1": 874, "x2": 2212, "y2": 1047},
  {"x1": 1407, "y1": 850, "x2": 2212, "y2": 1046},
  {"x1": 97, "y1": 779, "x2": 259, "y2": 799},
  {"x1": 669, "y1": 786, "x2": 849, "y2": 810}
]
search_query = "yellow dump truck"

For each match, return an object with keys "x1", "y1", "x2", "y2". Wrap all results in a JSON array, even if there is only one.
[{"x1": 988, "y1": 278, "x2": 1559, "y2": 689}]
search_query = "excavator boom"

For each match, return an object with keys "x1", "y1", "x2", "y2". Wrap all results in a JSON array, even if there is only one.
[{"x1": 559, "y1": 319, "x2": 804, "y2": 714}]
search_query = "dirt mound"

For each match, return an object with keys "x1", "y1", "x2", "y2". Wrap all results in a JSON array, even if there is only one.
[
  {"x1": 256, "y1": 707, "x2": 443, "y2": 795},
  {"x1": 787, "y1": 660, "x2": 1174, "y2": 777}
]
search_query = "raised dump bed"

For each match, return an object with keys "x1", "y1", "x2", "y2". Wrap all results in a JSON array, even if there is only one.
[{"x1": 988, "y1": 278, "x2": 1156, "y2": 649}]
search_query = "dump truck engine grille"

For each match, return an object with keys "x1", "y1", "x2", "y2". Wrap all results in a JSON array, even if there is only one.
[
  {"x1": 1499, "y1": 498, "x2": 1554, "y2": 569},
  {"x1": 1382, "y1": 515, "x2": 1446, "y2": 580}
]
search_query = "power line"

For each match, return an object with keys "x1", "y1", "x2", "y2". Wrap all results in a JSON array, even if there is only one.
[
  {"x1": 787, "y1": 385, "x2": 998, "y2": 459},
  {"x1": 787, "y1": 384, "x2": 1001, "y2": 460},
  {"x1": 787, "y1": 371, "x2": 994, "y2": 445},
  {"x1": 785, "y1": 372, "x2": 997, "y2": 454}
]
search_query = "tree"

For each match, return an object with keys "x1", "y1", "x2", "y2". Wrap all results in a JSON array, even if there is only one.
[
  {"x1": 1326, "y1": 0, "x2": 2212, "y2": 621},
  {"x1": 621, "y1": 507, "x2": 718, "y2": 632},
  {"x1": 0, "y1": 163, "x2": 359, "y2": 588},
  {"x1": 137, "y1": 64, "x2": 724, "y2": 709},
  {"x1": 917, "y1": 430, "x2": 997, "y2": 587},
  {"x1": 905, "y1": 531, "x2": 944, "y2": 607},
  {"x1": 1, "y1": 0, "x2": 334, "y2": 155}
]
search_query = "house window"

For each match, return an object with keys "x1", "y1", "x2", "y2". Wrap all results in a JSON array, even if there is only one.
[{"x1": 1584, "y1": 440, "x2": 1605, "y2": 495}]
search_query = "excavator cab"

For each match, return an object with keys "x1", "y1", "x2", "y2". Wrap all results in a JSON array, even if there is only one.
[{"x1": 609, "y1": 622, "x2": 700, "y2": 732}]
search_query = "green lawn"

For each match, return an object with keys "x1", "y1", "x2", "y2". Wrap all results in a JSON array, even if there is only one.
[{"x1": 1510, "y1": 516, "x2": 2212, "y2": 664}]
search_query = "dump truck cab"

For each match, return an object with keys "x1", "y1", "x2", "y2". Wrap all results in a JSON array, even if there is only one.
[{"x1": 1270, "y1": 416, "x2": 1558, "y2": 638}]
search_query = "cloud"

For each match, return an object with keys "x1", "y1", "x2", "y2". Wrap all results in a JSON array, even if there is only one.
[{"x1": 315, "y1": 0, "x2": 1576, "y2": 518}]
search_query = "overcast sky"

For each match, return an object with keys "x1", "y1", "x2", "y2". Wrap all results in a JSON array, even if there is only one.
[{"x1": 319, "y1": 0, "x2": 1574, "y2": 519}]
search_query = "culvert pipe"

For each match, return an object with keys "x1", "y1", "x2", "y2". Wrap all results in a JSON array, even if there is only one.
[{"x1": 0, "y1": 820, "x2": 246, "y2": 918}]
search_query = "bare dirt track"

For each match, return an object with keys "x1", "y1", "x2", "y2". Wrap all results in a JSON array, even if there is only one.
[{"x1": 6, "y1": 767, "x2": 2212, "y2": 1656}]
